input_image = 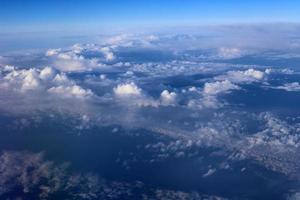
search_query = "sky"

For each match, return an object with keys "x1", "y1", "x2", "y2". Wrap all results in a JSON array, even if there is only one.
[{"x1": 0, "y1": 0, "x2": 300, "y2": 33}]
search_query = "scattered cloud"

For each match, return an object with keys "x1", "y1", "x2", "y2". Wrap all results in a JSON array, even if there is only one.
[
  {"x1": 114, "y1": 82, "x2": 142, "y2": 96},
  {"x1": 203, "y1": 80, "x2": 240, "y2": 95},
  {"x1": 217, "y1": 47, "x2": 244, "y2": 59},
  {"x1": 0, "y1": 66, "x2": 94, "y2": 99},
  {"x1": 160, "y1": 90, "x2": 177, "y2": 105},
  {"x1": 0, "y1": 150, "x2": 226, "y2": 200},
  {"x1": 274, "y1": 82, "x2": 300, "y2": 92},
  {"x1": 220, "y1": 68, "x2": 265, "y2": 83},
  {"x1": 48, "y1": 85, "x2": 93, "y2": 98}
]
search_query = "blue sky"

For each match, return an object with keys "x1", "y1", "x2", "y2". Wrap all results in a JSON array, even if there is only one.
[{"x1": 0, "y1": 0, "x2": 300, "y2": 33}]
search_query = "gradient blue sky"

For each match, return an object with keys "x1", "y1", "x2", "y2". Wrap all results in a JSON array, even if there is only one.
[{"x1": 0, "y1": 0, "x2": 300, "y2": 33}]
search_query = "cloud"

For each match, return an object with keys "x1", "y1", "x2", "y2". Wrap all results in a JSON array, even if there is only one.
[
  {"x1": 274, "y1": 82, "x2": 300, "y2": 92},
  {"x1": 48, "y1": 85, "x2": 93, "y2": 98},
  {"x1": 217, "y1": 47, "x2": 244, "y2": 59},
  {"x1": 0, "y1": 66, "x2": 94, "y2": 99},
  {"x1": 0, "y1": 150, "x2": 226, "y2": 200},
  {"x1": 187, "y1": 80, "x2": 239, "y2": 110},
  {"x1": 100, "y1": 47, "x2": 115, "y2": 61},
  {"x1": 187, "y1": 95, "x2": 220, "y2": 109},
  {"x1": 113, "y1": 82, "x2": 162, "y2": 107},
  {"x1": 39, "y1": 66, "x2": 55, "y2": 80},
  {"x1": 0, "y1": 150, "x2": 132, "y2": 199},
  {"x1": 246, "y1": 113, "x2": 300, "y2": 148},
  {"x1": 45, "y1": 44, "x2": 116, "y2": 72},
  {"x1": 114, "y1": 82, "x2": 142, "y2": 96},
  {"x1": 202, "y1": 168, "x2": 216, "y2": 177},
  {"x1": 217, "y1": 68, "x2": 265, "y2": 83},
  {"x1": 3, "y1": 67, "x2": 41, "y2": 92},
  {"x1": 160, "y1": 90, "x2": 177, "y2": 105},
  {"x1": 45, "y1": 48, "x2": 61, "y2": 56},
  {"x1": 203, "y1": 80, "x2": 240, "y2": 95}
]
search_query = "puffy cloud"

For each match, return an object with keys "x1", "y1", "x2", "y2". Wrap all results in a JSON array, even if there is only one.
[
  {"x1": 243, "y1": 69, "x2": 265, "y2": 80},
  {"x1": 48, "y1": 85, "x2": 93, "y2": 98},
  {"x1": 114, "y1": 82, "x2": 142, "y2": 96},
  {"x1": 3, "y1": 68, "x2": 41, "y2": 92},
  {"x1": 219, "y1": 68, "x2": 265, "y2": 83},
  {"x1": 45, "y1": 44, "x2": 116, "y2": 72},
  {"x1": 160, "y1": 90, "x2": 177, "y2": 105},
  {"x1": 100, "y1": 47, "x2": 115, "y2": 61},
  {"x1": 188, "y1": 80, "x2": 240, "y2": 110},
  {"x1": 49, "y1": 52, "x2": 96, "y2": 72},
  {"x1": 113, "y1": 83, "x2": 162, "y2": 107},
  {"x1": 39, "y1": 66, "x2": 55, "y2": 80},
  {"x1": 0, "y1": 66, "x2": 94, "y2": 99},
  {"x1": 203, "y1": 80, "x2": 240, "y2": 95}
]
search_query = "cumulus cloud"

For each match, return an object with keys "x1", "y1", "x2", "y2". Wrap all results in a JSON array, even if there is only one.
[
  {"x1": 3, "y1": 68, "x2": 41, "y2": 91},
  {"x1": 48, "y1": 85, "x2": 93, "y2": 98},
  {"x1": 100, "y1": 47, "x2": 115, "y2": 61},
  {"x1": 112, "y1": 82, "x2": 162, "y2": 107},
  {"x1": 187, "y1": 80, "x2": 239, "y2": 110},
  {"x1": 45, "y1": 44, "x2": 117, "y2": 72},
  {"x1": 39, "y1": 66, "x2": 55, "y2": 80},
  {"x1": 113, "y1": 84, "x2": 180, "y2": 108},
  {"x1": 0, "y1": 66, "x2": 94, "y2": 99},
  {"x1": 217, "y1": 68, "x2": 265, "y2": 83},
  {"x1": 114, "y1": 82, "x2": 142, "y2": 96},
  {"x1": 203, "y1": 80, "x2": 240, "y2": 95},
  {"x1": 160, "y1": 90, "x2": 177, "y2": 105}
]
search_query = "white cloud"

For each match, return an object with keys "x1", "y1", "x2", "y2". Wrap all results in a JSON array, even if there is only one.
[
  {"x1": 48, "y1": 85, "x2": 93, "y2": 98},
  {"x1": 220, "y1": 69, "x2": 265, "y2": 83},
  {"x1": 217, "y1": 47, "x2": 243, "y2": 59},
  {"x1": 45, "y1": 48, "x2": 61, "y2": 56},
  {"x1": 160, "y1": 90, "x2": 177, "y2": 105},
  {"x1": 114, "y1": 82, "x2": 142, "y2": 96},
  {"x1": 39, "y1": 66, "x2": 55, "y2": 80},
  {"x1": 265, "y1": 68, "x2": 272, "y2": 74},
  {"x1": 203, "y1": 80, "x2": 240, "y2": 95},
  {"x1": 1, "y1": 66, "x2": 94, "y2": 99},
  {"x1": 45, "y1": 44, "x2": 113, "y2": 72},
  {"x1": 243, "y1": 69, "x2": 265, "y2": 79},
  {"x1": 113, "y1": 84, "x2": 180, "y2": 108},
  {"x1": 187, "y1": 95, "x2": 220, "y2": 109},
  {"x1": 275, "y1": 82, "x2": 300, "y2": 92},
  {"x1": 3, "y1": 68, "x2": 41, "y2": 92},
  {"x1": 202, "y1": 168, "x2": 216, "y2": 177},
  {"x1": 100, "y1": 47, "x2": 115, "y2": 61},
  {"x1": 281, "y1": 68, "x2": 294, "y2": 74},
  {"x1": 99, "y1": 74, "x2": 106, "y2": 80}
]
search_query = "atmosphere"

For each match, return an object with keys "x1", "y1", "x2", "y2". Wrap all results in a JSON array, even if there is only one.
[
  {"x1": 1, "y1": 0, "x2": 300, "y2": 32},
  {"x1": 1, "y1": 1, "x2": 300, "y2": 200}
]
